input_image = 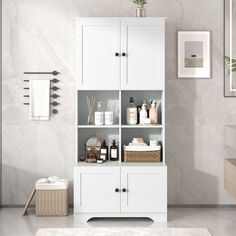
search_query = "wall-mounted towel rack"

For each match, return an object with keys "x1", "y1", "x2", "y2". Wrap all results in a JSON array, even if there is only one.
[
  {"x1": 23, "y1": 71, "x2": 61, "y2": 120},
  {"x1": 23, "y1": 71, "x2": 60, "y2": 76}
]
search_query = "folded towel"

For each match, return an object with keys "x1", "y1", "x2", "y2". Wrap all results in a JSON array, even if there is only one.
[
  {"x1": 124, "y1": 145, "x2": 161, "y2": 152},
  {"x1": 30, "y1": 79, "x2": 50, "y2": 120}
]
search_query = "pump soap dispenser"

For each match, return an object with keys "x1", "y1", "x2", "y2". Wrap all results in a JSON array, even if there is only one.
[{"x1": 95, "y1": 101, "x2": 104, "y2": 125}]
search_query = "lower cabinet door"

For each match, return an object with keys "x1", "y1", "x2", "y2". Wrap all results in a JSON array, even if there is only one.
[
  {"x1": 121, "y1": 166, "x2": 167, "y2": 213},
  {"x1": 74, "y1": 166, "x2": 120, "y2": 213}
]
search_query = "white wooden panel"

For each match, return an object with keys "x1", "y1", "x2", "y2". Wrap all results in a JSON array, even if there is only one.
[
  {"x1": 74, "y1": 166, "x2": 120, "y2": 213},
  {"x1": 75, "y1": 18, "x2": 120, "y2": 90},
  {"x1": 121, "y1": 166, "x2": 167, "y2": 213},
  {"x1": 121, "y1": 18, "x2": 165, "y2": 90}
]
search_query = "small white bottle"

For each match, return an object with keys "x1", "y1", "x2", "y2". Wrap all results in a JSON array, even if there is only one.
[
  {"x1": 95, "y1": 102, "x2": 104, "y2": 125},
  {"x1": 105, "y1": 103, "x2": 113, "y2": 125},
  {"x1": 139, "y1": 104, "x2": 147, "y2": 125}
]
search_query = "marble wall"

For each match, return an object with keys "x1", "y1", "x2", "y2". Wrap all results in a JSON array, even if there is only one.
[{"x1": 2, "y1": 0, "x2": 236, "y2": 205}]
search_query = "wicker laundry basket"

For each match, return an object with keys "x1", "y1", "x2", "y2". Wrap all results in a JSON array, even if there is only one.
[{"x1": 35, "y1": 178, "x2": 69, "y2": 216}]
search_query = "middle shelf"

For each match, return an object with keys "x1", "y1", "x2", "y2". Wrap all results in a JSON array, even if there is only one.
[{"x1": 77, "y1": 125, "x2": 163, "y2": 129}]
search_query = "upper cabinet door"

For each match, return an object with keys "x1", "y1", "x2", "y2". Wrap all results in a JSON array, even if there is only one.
[
  {"x1": 75, "y1": 18, "x2": 120, "y2": 90},
  {"x1": 121, "y1": 18, "x2": 165, "y2": 90}
]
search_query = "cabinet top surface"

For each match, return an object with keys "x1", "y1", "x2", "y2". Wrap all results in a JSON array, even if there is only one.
[
  {"x1": 75, "y1": 162, "x2": 167, "y2": 168},
  {"x1": 75, "y1": 17, "x2": 166, "y2": 20}
]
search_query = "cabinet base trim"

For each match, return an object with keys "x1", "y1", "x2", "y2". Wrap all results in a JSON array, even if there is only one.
[{"x1": 74, "y1": 213, "x2": 167, "y2": 223}]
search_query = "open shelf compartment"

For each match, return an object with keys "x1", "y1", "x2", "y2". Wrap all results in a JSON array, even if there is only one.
[
  {"x1": 77, "y1": 128, "x2": 120, "y2": 163},
  {"x1": 77, "y1": 90, "x2": 120, "y2": 126},
  {"x1": 121, "y1": 90, "x2": 164, "y2": 126}
]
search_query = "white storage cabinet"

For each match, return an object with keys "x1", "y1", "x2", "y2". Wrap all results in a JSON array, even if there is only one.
[{"x1": 74, "y1": 17, "x2": 167, "y2": 222}]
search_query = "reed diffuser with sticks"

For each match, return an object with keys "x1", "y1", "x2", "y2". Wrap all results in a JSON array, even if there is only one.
[{"x1": 86, "y1": 96, "x2": 96, "y2": 125}]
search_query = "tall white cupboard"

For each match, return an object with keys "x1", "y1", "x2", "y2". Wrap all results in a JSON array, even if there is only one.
[{"x1": 74, "y1": 17, "x2": 167, "y2": 222}]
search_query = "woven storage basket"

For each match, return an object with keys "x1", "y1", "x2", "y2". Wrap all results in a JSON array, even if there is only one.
[
  {"x1": 36, "y1": 189, "x2": 68, "y2": 216},
  {"x1": 124, "y1": 150, "x2": 161, "y2": 162}
]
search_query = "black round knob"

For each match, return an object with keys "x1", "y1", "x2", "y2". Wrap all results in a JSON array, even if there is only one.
[
  {"x1": 122, "y1": 52, "x2": 126, "y2": 57},
  {"x1": 52, "y1": 71, "x2": 60, "y2": 76},
  {"x1": 51, "y1": 94, "x2": 59, "y2": 99},
  {"x1": 52, "y1": 78, "x2": 59, "y2": 83},
  {"x1": 51, "y1": 86, "x2": 59, "y2": 91},
  {"x1": 52, "y1": 109, "x2": 58, "y2": 114},
  {"x1": 122, "y1": 188, "x2": 127, "y2": 192},
  {"x1": 115, "y1": 188, "x2": 120, "y2": 192},
  {"x1": 115, "y1": 52, "x2": 120, "y2": 57}
]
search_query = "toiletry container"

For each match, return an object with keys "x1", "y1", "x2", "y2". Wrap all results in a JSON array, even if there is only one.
[
  {"x1": 95, "y1": 101, "x2": 104, "y2": 125},
  {"x1": 149, "y1": 101, "x2": 158, "y2": 124},
  {"x1": 127, "y1": 97, "x2": 137, "y2": 125},
  {"x1": 143, "y1": 99, "x2": 149, "y2": 117},
  {"x1": 139, "y1": 104, "x2": 147, "y2": 124},
  {"x1": 105, "y1": 103, "x2": 113, "y2": 125},
  {"x1": 100, "y1": 140, "x2": 108, "y2": 161},
  {"x1": 110, "y1": 140, "x2": 119, "y2": 161}
]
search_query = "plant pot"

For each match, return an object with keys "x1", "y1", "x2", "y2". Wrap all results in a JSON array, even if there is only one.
[{"x1": 136, "y1": 6, "x2": 146, "y2": 17}]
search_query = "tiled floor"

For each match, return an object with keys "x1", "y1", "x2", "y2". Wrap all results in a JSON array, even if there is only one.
[{"x1": 0, "y1": 207, "x2": 236, "y2": 236}]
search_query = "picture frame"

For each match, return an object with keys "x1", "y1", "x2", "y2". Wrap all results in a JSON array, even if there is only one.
[
  {"x1": 224, "y1": 0, "x2": 236, "y2": 97},
  {"x1": 177, "y1": 31, "x2": 211, "y2": 78}
]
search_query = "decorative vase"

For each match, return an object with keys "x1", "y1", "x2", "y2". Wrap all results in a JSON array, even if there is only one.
[{"x1": 136, "y1": 5, "x2": 146, "y2": 17}]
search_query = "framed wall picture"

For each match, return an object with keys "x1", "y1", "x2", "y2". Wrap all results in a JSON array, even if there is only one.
[
  {"x1": 178, "y1": 31, "x2": 211, "y2": 78},
  {"x1": 224, "y1": 0, "x2": 236, "y2": 97}
]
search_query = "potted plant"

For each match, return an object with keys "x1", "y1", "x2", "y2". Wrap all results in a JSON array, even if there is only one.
[
  {"x1": 131, "y1": 0, "x2": 147, "y2": 17},
  {"x1": 225, "y1": 56, "x2": 236, "y2": 73}
]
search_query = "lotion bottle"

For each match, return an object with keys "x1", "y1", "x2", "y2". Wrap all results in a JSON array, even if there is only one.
[
  {"x1": 149, "y1": 101, "x2": 158, "y2": 124},
  {"x1": 127, "y1": 97, "x2": 137, "y2": 125},
  {"x1": 139, "y1": 104, "x2": 147, "y2": 125},
  {"x1": 95, "y1": 101, "x2": 104, "y2": 125}
]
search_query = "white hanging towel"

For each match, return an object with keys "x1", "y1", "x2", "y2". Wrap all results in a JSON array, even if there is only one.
[{"x1": 30, "y1": 79, "x2": 50, "y2": 120}]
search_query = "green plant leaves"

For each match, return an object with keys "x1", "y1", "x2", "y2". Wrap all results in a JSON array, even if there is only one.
[
  {"x1": 225, "y1": 56, "x2": 236, "y2": 74},
  {"x1": 131, "y1": 0, "x2": 147, "y2": 6}
]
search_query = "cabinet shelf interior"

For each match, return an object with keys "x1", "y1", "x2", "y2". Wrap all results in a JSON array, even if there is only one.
[{"x1": 77, "y1": 90, "x2": 119, "y2": 126}]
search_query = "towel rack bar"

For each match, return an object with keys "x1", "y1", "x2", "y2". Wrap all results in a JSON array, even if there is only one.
[{"x1": 23, "y1": 71, "x2": 60, "y2": 75}]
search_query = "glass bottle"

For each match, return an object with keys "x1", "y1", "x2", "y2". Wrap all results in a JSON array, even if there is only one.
[
  {"x1": 110, "y1": 140, "x2": 119, "y2": 161},
  {"x1": 100, "y1": 140, "x2": 108, "y2": 161}
]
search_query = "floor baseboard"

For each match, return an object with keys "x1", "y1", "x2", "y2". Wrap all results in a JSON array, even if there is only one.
[
  {"x1": 168, "y1": 204, "x2": 236, "y2": 208},
  {"x1": 1, "y1": 204, "x2": 236, "y2": 208}
]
